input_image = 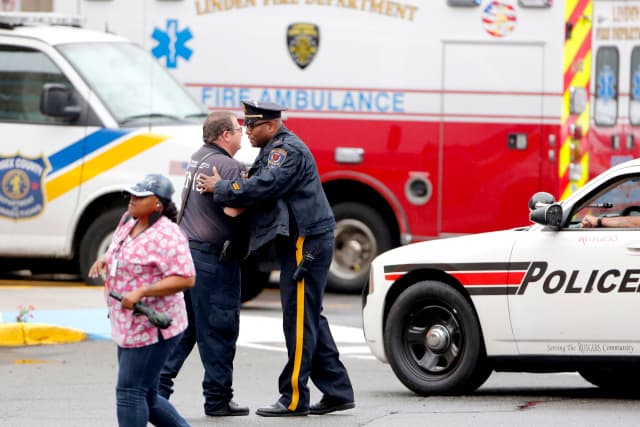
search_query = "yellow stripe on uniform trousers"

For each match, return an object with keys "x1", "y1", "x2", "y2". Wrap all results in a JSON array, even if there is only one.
[
  {"x1": 45, "y1": 133, "x2": 169, "y2": 202},
  {"x1": 289, "y1": 235, "x2": 306, "y2": 411}
]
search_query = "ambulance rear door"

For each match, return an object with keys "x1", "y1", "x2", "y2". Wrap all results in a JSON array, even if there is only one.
[
  {"x1": 441, "y1": 41, "x2": 545, "y2": 235},
  {"x1": 591, "y1": 1, "x2": 640, "y2": 177}
]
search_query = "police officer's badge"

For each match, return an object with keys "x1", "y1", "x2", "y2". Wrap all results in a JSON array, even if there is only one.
[
  {"x1": 287, "y1": 23, "x2": 320, "y2": 70},
  {"x1": 0, "y1": 154, "x2": 49, "y2": 219}
]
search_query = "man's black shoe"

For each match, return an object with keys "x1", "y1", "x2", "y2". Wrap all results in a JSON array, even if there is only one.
[
  {"x1": 310, "y1": 398, "x2": 355, "y2": 415},
  {"x1": 205, "y1": 400, "x2": 249, "y2": 416},
  {"x1": 255, "y1": 401, "x2": 309, "y2": 417}
]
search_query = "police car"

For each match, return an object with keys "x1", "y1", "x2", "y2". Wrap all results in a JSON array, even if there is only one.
[{"x1": 363, "y1": 158, "x2": 640, "y2": 395}]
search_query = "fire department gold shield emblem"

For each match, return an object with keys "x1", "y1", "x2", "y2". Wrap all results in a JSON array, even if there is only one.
[{"x1": 287, "y1": 23, "x2": 319, "y2": 70}]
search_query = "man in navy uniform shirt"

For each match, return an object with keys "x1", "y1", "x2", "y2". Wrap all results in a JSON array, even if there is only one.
[
  {"x1": 197, "y1": 100, "x2": 355, "y2": 417},
  {"x1": 159, "y1": 111, "x2": 249, "y2": 417}
]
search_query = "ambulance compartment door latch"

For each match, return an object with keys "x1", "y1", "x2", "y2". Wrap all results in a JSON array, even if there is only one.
[
  {"x1": 335, "y1": 147, "x2": 364, "y2": 164},
  {"x1": 507, "y1": 133, "x2": 527, "y2": 150}
]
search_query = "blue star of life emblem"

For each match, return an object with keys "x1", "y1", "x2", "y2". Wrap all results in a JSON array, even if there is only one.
[
  {"x1": 633, "y1": 65, "x2": 640, "y2": 101},
  {"x1": 597, "y1": 65, "x2": 616, "y2": 102},
  {"x1": 151, "y1": 19, "x2": 193, "y2": 69}
]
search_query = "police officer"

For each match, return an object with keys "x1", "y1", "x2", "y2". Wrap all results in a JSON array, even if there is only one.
[
  {"x1": 158, "y1": 111, "x2": 249, "y2": 417},
  {"x1": 197, "y1": 100, "x2": 355, "y2": 417}
]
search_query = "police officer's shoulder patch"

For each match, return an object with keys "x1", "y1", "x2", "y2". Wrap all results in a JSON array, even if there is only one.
[
  {"x1": 231, "y1": 180, "x2": 241, "y2": 191},
  {"x1": 268, "y1": 148, "x2": 288, "y2": 168}
]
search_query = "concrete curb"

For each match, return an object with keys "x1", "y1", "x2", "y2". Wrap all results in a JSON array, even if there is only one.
[{"x1": 0, "y1": 322, "x2": 86, "y2": 346}]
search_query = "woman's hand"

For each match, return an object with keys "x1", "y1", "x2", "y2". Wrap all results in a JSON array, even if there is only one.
[
  {"x1": 121, "y1": 287, "x2": 145, "y2": 310},
  {"x1": 88, "y1": 255, "x2": 108, "y2": 278},
  {"x1": 119, "y1": 276, "x2": 195, "y2": 310}
]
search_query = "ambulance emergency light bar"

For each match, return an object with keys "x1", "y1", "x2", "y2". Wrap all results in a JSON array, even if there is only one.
[
  {"x1": 447, "y1": 0, "x2": 480, "y2": 6},
  {"x1": 519, "y1": 0, "x2": 552, "y2": 7},
  {"x1": 447, "y1": 0, "x2": 551, "y2": 6},
  {"x1": 0, "y1": 12, "x2": 84, "y2": 28}
]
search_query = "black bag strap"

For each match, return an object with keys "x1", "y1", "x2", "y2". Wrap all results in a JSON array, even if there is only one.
[{"x1": 177, "y1": 150, "x2": 217, "y2": 225}]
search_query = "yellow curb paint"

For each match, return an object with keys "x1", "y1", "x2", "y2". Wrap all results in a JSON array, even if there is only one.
[
  {"x1": 0, "y1": 323, "x2": 25, "y2": 346},
  {"x1": 0, "y1": 281, "x2": 86, "y2": 287},
  {"x1": 24, "y1": 323, "x2": 86, "y2": 345},
  {"x1": 14, "y1": 359, "x2": 50, "y2": 364},
  {"x1": 0, "y1": 323, "x2": 86, "y2": 346}
]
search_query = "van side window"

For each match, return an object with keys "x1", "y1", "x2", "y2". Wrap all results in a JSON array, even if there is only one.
[
  {"x1": 0, "y1": 45, "x2": 72, "y2": 124},
  {"x1": 594, "y1": 46, "x2": 619, "y2": 127},
  {"x1": 630, "y1": 46, "x2": 640, "y2": 126}
]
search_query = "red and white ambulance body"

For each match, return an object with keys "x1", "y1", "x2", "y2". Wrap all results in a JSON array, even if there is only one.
[{"x1": 57, "y1": 0, "x2": 639, "y2": 292}]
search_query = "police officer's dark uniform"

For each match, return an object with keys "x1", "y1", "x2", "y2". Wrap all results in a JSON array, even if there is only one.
[
  {"x1": 213, "y1": 100, "x2": 355, "y2": 417},
  {"x1": 159, "y1": 135, "x2": 249, "y2": 416}
]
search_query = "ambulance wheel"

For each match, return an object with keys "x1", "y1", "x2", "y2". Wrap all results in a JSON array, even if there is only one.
[
  {"x1": 579, "y1": 369, "x2": 640, "y2": 391},
  {"x1": 384, "y1": 281, "x2": 489, "y2": 395},
  {"x1": 330, "y1": 202, "x2": 393, "y2": 293},
  {"x1": 79, "y1": 208, "x2": 122, "y2": 286}
]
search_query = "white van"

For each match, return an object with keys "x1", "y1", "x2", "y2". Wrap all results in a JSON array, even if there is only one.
[{"x1": 0, "y1": 13, "x2": 263, "y2": 298}]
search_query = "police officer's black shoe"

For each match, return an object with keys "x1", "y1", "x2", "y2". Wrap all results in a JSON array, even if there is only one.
[
  {"x1": 310, "y1": 397, "x2": 356, "y2": 415},
  {"x1": 255, "y1": 401, "x2": 309, "y2": 417},
  {"x1": 205, "y1": 400, "x2": 249, "y2": 416}
]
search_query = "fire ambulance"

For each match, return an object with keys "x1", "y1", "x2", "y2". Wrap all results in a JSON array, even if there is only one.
[
  {"x1": 54, "y1": 0, "x2": 639, "y2": 293},
  {"x1": 0, "y1": 12, "x2": 263, "y2": 300}
]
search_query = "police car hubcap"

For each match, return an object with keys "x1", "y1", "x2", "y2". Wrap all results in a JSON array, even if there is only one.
[
  {"x1": 426, "y1": 325, "x2": 450, "y2": 352},
  {"x1": 406, "y1": 305, "x2": 461, "y2": 373}
]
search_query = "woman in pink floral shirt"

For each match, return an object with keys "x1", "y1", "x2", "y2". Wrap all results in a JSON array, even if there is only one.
[{"x1": 89, "y1": 174, "x2": 195, "y2": 427}]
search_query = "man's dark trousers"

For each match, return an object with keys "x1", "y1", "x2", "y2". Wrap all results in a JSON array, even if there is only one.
[
  {"x1": 159, "y1": 247, "x2": 241, "y2": 413},
  {"x1": 275, "y1": 231, "x2": 354, "y2": 411}
]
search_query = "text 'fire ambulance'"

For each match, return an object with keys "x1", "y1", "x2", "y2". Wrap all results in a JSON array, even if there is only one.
[{"x1": 54, "y1": 0, "x2": 640, "y2": 293}]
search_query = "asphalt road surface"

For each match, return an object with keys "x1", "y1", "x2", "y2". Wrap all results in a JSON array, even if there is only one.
[{"x1": 2, "y1": 282, "x2": 640, "y2": 426}]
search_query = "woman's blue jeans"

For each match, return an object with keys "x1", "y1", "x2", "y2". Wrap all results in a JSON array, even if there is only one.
[{"x1": 116, "y1": 332, "x2": 190, "y2": 427}]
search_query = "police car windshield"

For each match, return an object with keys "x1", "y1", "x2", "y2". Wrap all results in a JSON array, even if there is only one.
[{"x1": 57, "y1": 42, "x2": 205, "y2": 125}]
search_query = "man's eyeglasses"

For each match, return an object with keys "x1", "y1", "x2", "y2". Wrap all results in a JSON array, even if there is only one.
[
  {"x1": 245, "y1": 121, "x2": 271, "y2": 131},
  {"x1": 228, "y1": 127, "x2": 243, "y2": 134}
]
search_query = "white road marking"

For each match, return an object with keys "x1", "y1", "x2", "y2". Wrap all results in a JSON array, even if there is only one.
[{"x1": 238, "y1": 314, "x2": 374, "y2": 359}]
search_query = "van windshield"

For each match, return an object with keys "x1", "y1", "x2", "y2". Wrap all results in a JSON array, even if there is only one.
[{"x1": 57, "y1": 42, "x2": 206, "y2": 125}]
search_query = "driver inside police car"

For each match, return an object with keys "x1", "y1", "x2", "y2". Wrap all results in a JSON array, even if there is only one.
[{"x1": 582, "y1": 213, "x2": 640, "y2": 228}]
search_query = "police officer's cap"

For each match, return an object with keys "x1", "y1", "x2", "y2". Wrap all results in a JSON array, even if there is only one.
[
  {"x1": 124, "y1": 174, "x2": 174, "y2": 201},
  {"x1": 242, "y1": 100, "x2": 287, "y2": 126}
]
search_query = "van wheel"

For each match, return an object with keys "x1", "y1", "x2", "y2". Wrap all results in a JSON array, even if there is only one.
[
  {"x1": 79, "y1": 208, "x2": 122, "y2": 286},
  {"x1": 330, "y1": 202, "x2": 393, "y2": 293},
  {"x1": 384, "y1": 281, "x2": 488, "y2": 395}
]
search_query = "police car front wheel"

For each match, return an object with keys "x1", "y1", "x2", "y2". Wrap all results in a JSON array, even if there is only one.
[{"x1": 383, "y1": 280, "x2": 490, "y2": 395}]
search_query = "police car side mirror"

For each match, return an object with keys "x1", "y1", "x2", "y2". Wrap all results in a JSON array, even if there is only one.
[
  {"x1": 530, "y1": 204, "x2": 563, "y2": 228},
  {"x1": 528, "y1": 191, "x2": 556, "y2": 211},
  {"x1": 40, "y1": 83, "x2": 81, "y2": 121}
]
